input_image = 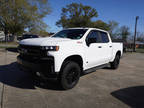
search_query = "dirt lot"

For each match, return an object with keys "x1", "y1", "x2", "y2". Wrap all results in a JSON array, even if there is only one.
[{"x1": 0, "y1": 50, "x2": 144, "y2": 108}]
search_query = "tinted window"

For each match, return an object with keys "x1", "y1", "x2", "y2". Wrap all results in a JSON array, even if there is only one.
[
  {"x1": 100, "y1": 32, "x2": 109, "y2": 43},
  {"x1": 52, "y1": 29, "x2": 88, "y2": 39},
  {"x1": 86, "y1": 30, "x2": 101, "y2": 43}
]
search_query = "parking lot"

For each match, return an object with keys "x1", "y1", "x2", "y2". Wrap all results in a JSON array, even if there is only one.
[{"x1": 0, "y1": 50, "x2": 144, "y2": 108}]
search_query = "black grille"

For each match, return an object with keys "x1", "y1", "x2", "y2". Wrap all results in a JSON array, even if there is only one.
[
  {"x1": 18, "y1": 44, "x2": 44, "y2": 56},
  {"x1": 17, "y1": 55, "x2": 55, "y2": 74}
]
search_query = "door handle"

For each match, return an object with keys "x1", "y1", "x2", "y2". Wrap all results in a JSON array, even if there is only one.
[
  {"x1": 98, "y1": 46, "x2": 102, "y2": 48},
  {"x1": 109, "y1": 46, "x2": 112, "y2": 48}
]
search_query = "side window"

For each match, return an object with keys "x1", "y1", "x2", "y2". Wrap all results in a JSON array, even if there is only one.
[
  {"x1": 86, "y1": 30, "x2": 101, "y2": 43},
  {"x1": 99, "y1": 32, "x2": 109, "y2": 43}
]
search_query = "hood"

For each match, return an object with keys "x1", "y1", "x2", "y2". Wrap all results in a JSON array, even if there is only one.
[{"x1": 19, "y1": 37, "x2": 72, "y2": 46}]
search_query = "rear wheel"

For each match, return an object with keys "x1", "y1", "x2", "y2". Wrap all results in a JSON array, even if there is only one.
[
  {"x1": 60, "y1": 61, "x2": 81, "y2": 90},
  {"x1": 110, "y1": 54, "x2": 120, "y2": 69}
]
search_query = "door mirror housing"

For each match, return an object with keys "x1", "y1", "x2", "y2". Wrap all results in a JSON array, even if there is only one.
[{"x1": 86, "y1": 38, "x2": 96, "y2": 46}]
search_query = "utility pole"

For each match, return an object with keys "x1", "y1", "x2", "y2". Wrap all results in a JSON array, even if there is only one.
[{"x1": 133, "y1": 16, "x2": 139, "y2": 52}]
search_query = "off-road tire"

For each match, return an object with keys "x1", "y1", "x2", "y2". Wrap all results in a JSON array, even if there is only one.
[
  {"x1": 60, "y1": 61, "x2": 81, "y2": 90},
  {"x1": 110, "y1": 54, "x2": 120, "y2": 69}
]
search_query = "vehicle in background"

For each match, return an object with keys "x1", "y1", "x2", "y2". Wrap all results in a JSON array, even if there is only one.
[{"x1": 17, "y1": 34, "x2": 39, "y2": 41}]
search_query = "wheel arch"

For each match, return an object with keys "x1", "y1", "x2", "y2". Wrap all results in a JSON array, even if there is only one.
[
  {"x1": 60, "y1": 55, "x2": 83, "y2": 72},
  {"x1": 110, "y1": 50, "x2": 122, "y2": 62},
  {"x1": 116, "y1": 50, "x2": 121, "y2": 57}
]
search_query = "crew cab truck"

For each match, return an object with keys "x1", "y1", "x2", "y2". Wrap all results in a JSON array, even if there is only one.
[{"x1": 17, "y1": 28, "x2": 123, "y2": 90}]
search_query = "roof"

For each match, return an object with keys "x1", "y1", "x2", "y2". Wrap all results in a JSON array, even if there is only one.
[
  {"x1": 66, "y1": 27, "x2": 108, "y2": 33},
  {"x1": 127, "y1": 40, "x2": 144, "y2": 45},
  {"x1": 135, "y1": 41, "x2": 144, "y2": 45}
]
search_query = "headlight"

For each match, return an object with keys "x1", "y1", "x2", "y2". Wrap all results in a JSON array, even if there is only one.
[{"x1": 41, "y1": 46, "x2": 59, "y2": 51}]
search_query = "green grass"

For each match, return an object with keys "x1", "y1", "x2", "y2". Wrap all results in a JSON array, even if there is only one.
[
  {"x1": 136, "y1": 48, "x2": 144, "y2": 53},
  {"x1": 0, "y1": 42, "x2": 18, "y2": 49},
  {"x1": 0, "y1": 41, "x2": 18, "y2": 45},
  {"x1": 0, "y1": 46, "x2": 17, "y2": 49}
]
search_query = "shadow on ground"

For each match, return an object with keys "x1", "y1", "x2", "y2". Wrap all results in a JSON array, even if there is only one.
[
  {"x1": 0, "y1": 62, "x2": 112, "y2": 91},
  {"x1": 111, "y1": 86, "x2": 144, "y2": 108},
  {"x1": 0, "y1": 62, "x2": 62, "y2": 90}
]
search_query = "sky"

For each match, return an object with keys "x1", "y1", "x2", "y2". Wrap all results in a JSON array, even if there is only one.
[{"x1": 44, "y1": 0, "x2": 144, "y2": 33}]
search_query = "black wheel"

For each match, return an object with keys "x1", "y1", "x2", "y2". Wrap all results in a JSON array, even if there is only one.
[
  {"x1": 110, "y1": 54, "x2": 120, "y2": 69},
  {"x1": 60, "y1": 61, "x2": 81, "y2": 90}
]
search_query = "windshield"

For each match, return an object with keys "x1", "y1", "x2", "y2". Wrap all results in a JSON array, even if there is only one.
[{"x1": 52, "y1": 29, "x2": 88, "y2": 39}]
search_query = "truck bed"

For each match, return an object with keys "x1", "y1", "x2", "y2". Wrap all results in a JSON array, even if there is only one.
[{"x1": 112, "y1": 42, "x2": 123, "y2": 57}]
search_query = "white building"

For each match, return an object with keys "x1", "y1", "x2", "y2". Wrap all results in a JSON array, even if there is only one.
[{"x1": 0, "y1": 31, "x2": 5, "y2": 41}]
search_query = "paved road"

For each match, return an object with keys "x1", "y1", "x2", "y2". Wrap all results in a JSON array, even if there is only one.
[{"x1": 0, "y1": 51, "x2": 144, "y2": 108}]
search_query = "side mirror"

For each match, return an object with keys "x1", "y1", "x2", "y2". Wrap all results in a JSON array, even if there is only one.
[{"x1": 86, "y1": 38, "x2": 96, "y2": 47}]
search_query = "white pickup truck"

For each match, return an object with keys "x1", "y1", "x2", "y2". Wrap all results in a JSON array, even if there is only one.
[{"x1": 17, "y1": 28, "x2": 123, "y2": 89}]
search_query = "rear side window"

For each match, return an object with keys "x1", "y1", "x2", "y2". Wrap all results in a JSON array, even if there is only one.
[
  {"x1": 86, "y1": 30, "x2": 101, "y2": 43},
  {"x1": 99, "y1": 32, "x2": 109, "y2": 43}
]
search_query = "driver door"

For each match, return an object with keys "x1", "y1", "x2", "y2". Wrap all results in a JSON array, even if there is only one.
[{"x1": 85, "y1": 30, "x2": 104, "y2": 69}]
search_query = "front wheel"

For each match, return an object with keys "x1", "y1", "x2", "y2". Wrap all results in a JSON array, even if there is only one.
[
  {"x1": 110, "y1": 54, "x2": 120, "y2": 69},
  {"x1": 60, "y1": 61, "x2": 81, "y2": 90}
]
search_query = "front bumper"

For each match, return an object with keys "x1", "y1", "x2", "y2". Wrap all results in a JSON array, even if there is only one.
[{"x1": 17, "y1": 55, "x2": 59, "y2": 79}]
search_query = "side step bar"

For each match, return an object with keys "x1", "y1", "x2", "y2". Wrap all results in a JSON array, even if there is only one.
[{"x1": 83, "y1": 63, "x2": 109, "y2": 75}]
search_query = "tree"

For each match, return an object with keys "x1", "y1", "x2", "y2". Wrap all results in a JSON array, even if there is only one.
[
  {"x1": 108, "y1": 20, "x2": 119, "y2": 39},
  {"x1": 137, "y1": 37, "x2": 144, "y2": 42},
  {"x1": 56, "y1": 3, "x2": 98, "y2": 28},
  {"x1": 137, "y1": 32, "x2": 144, "y2": 42},
  {"x1": 0, "y1": 0, "x2": 51, "y2": 41},
  {"x1": 119, "y1": 26, "x2": 131, "y2": 42},
  {"x1": 92, "y1": 20, "x2": 110, "y2": 31},
  {"x1": 39, "y1": 31, "x2": 54, "y2": 37}
]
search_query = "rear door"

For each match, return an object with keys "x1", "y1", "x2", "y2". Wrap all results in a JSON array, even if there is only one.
[{"x1": 99, "y1": 31, "x2": 112, "y2": 63}]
